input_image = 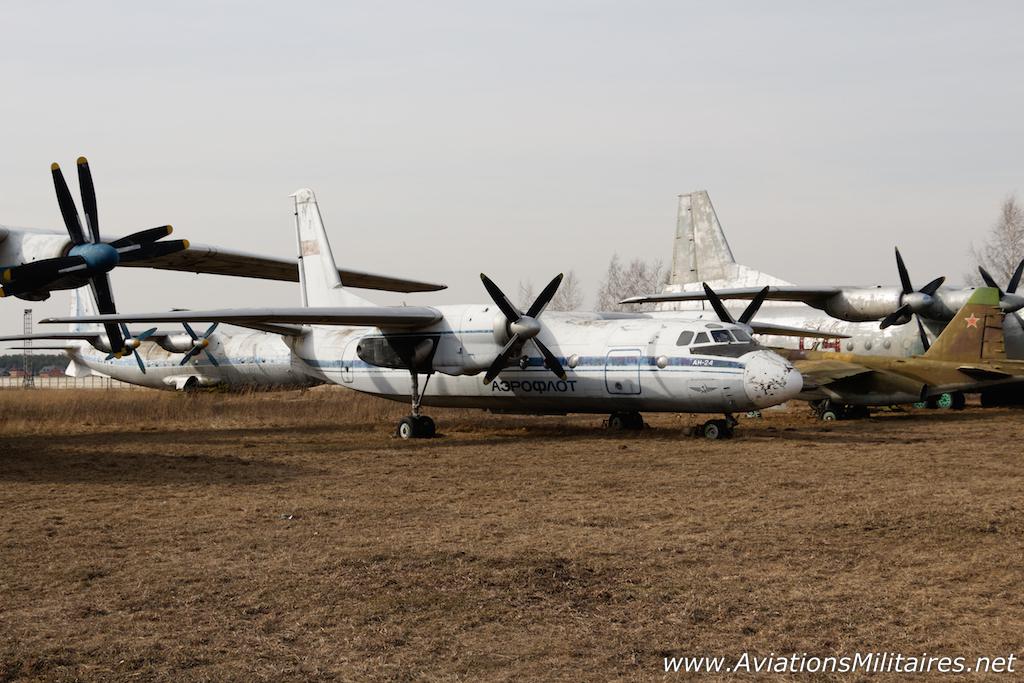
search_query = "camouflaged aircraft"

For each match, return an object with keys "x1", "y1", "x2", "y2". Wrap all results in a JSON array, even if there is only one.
[
  {"x1": 783, "y1": 287, "x2": 1024, "y2": 419},
  {"x1": 47, "y1": 189, "x2": 820, "y2": 440}
]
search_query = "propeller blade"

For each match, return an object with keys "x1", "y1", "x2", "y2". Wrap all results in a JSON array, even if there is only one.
[
  {"x1": 51, "y1": 163, "x2": 87, "y2": 245},
  {"x1": 915, "y1": 315, "x2": 931, "y2": 352},
  {"x1": 738, "y1": 286, "x2": 770, "y2": 325},
  {"x1": 918, "y1": 276, "x2": 945, "y2": 297},
  {"x1": 894, "y1": 247, "x2": 914, "y2": 294},
  {"x1": 116, "y1": 238, "x2": 189, "y2": 263},
  {"x1": 702, "y1": 283, "x2": 735, "y2": 324},
  {"x1": 109, "y1": 225, "x2": 174, "y2": 249},
  {"x1": 179, "y1": 347, "x2": 200, "y2": 366},
  {"x1": 132, "y1": 346, "x2": 147, "y2": 374},
  {"x1": 89, "y1": 273, "x2": 124, "y2": 355},
  {"x1": 204, "y1": 350, "x2": 220, "y2": 367},
  {"x1": 978, "y1": 266, "x2": 1001, "y2": 291},
  {"x1": 136, "y1": 327, "x2": 158, "y2": 342},
  {"x1": 879, "y1": 304, "x2": 912, "y2": 329},
  {"x1": 1, "y1": 256, "x2": 88, "y2": 287},
  {"x1": 525, "y1": 273, "x2": 564, "y2": 318},
  {"x1": 533, "y1": 339, "x2": 567, "y2": 380},
  {"x1": 182, "y1": 322, "x2": 199, "y2": 340},
  {"x1": 480, "y1": 274, "x2": 522, "y2": 322},
  {"x1": 202, "y1": 322, "x2": 219, "y2": 338},
  {"x1": 483, "y1": 333, "x2": 521, "y2": 384},
  {"x1": 1009, "y1": 260, "x2": 1024, "y2": 294},
  {"x1": 76, "y1": 157, "x2": 100, "y2": 243}
]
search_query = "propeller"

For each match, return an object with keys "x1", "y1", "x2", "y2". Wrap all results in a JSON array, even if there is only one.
[
  {"x1": 480, "y1": 273, "x2": 566, "y2": 383},
  {"x1": 978, "y1": 259, "x2": 1024, "y2": 313},
  {"x1": 878, "y1": 247, "x2": 945, "y2": 351},
  {"x1": 179, "y1": 322, "x2": 220, "y2": 366},
  {"x1": 105, "y1": 323, "x2": 158, "y2": 374},
  {"x1": 702, "y1": 283, "x2": 847, "y2": 340}
]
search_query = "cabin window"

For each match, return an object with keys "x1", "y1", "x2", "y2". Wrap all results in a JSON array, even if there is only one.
[
  {"x1": 676, "y1": 331, "x2": 694, "y2": 346},
  {"x1": 711, "y1": 330, "x2": 732, "y2": 343},
  {"x1": 694, "y1": 332, "x2": 709, "y2": 344},
  {"x1": 732, "y1": 329, "x2": 753, "y2": 342}
]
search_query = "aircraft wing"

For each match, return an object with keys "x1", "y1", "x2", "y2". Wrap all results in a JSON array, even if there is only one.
[
  {"x1": 750, "y1": 322, "x2": 849, "y2": 339},
  {"x1": 43, "y1": 306, "x2": 444, "y2": 331},
  {"x1": 621, "y1": 286, "x2": 841, "y2": 306},
  {"x1": 0, "y1": 332, "x2": 103, "y2": 342},
  {"x1": 956, "y1": 365, "x2": 1015, "y2": 381},
  {"x1": 121, "y1": 242, "x2": 447, "y2": 293},
  {"x1": 793, "y1": 359, "x2": 874, "y2": 385}
]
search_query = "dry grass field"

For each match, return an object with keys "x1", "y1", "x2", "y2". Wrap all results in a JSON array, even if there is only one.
[{"x1": 1, "y1": 388, "x2": 1023, "y2": 681}]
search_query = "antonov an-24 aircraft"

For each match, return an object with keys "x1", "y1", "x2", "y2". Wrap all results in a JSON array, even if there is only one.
[{"x1": 48, "y1": 189, "x2": 819, "y2": 439}]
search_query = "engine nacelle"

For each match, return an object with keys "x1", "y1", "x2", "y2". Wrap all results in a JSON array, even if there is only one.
[
  {"x1": 156, "y1": 334, "x2": 199, "y2": 354},
  {"x1": 821, "y1": 288, "x2": 904, "y2": 322}
]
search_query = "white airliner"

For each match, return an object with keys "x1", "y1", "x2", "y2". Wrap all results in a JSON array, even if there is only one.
[
  {"x1": 49, "y1": 189, "x2": 813, "y2": 439},
  {"x1": 7, "y1": 287, "x2": 319, "y2": 391}
]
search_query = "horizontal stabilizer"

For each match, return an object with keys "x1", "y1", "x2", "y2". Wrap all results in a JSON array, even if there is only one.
[
  {"x1": 622, "y1": 285, "x2": 841, "y2": 306},
  {"x1": 43, "y1": 306, "x2": 444, "y2": 330},
  {"x1": 957, "y1": 365, "x2": 1013, "y2": 381},
  {"x1": 0, "y1": 332, "x2": 102, "y2": 342}
]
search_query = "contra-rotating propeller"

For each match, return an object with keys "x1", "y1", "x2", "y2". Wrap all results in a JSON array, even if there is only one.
[
  {"x1": 178, "y1": 322, "x2": 220, "y2": 367},
  {"x1": 702, "y1": 283, "x2": 769, "y2": 331},
  {"x1": 978, "y1": 259, "x2": 1024, "y2": 315},
  {"x1": 0, "y1": 157, "x2": 187, "y2": 355},
  {"x1": 105, "y1": 323, "x2": 158, "y2": 374},
  {"x1": 480, "y1": 273, "x2": 565, "y2": 384},
  {"x1": 878, "y1": 247, "x2": 945, "y2": 351}
]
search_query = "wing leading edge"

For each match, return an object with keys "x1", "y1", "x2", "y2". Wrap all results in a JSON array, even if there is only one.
[{"x1": 621, "y1": 286, "x2": 842, "y2": 306}]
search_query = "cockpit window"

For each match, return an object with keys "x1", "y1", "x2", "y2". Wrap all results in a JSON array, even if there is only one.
[
  {"x1": 732, "y1": 328, "x2": 753, "y2": 342},
  {"x1": 710, "y1": 329, "x2": 733, "y2": 343},
  {"x1": 694, "y1": 332, "x2": 709, "y2": 344},
  {"x1": 676, "y1": 330, "x2": 694, "y2": 346}
]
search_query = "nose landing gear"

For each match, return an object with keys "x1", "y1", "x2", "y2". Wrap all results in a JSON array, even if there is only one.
[
  {"x1": 606, "y1": 411, "x2": 644, "y2": 431},
  {"x1": 396, "y1": 372, "x2": 437, "y2": 439},
  {"x1": 693, "y1": 413, "x2": 738, "y2": 439}
]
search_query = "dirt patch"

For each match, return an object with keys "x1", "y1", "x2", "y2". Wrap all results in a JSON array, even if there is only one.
[{"x1": 1, "y1": 389, "x2": 1022, "y2": 680}]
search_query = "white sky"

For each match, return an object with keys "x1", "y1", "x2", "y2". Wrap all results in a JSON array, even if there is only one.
[{"x1": 2, "y1": 1, "x2": 1023, "y2": 334}]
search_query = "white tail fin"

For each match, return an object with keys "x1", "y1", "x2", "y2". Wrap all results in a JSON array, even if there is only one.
[
  {"x1": 292, "y1": 188, "x2": 373, "y2": 308},
  {"x1": 69, "y1": 286, "x2": 101, "y2": 333},
  {"x1": 670, "y1": 190, "x2": 737, "y2": 284}
]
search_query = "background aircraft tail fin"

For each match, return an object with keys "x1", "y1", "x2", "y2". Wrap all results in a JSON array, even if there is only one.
[
  {"x1": 923, "y1": 287, "x2": 1006, "y2": 362},
  {"x1": 69, "y1": 286, "x2": 101, "y2": 333},
  {"x1": 670, "y1": 190, "x2": 736, "y2": 285},
  {"x1": 291, "y1": 188, "x2": 373, "y2": 308}
]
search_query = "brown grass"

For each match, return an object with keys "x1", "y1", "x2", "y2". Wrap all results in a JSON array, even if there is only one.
[{"x1": 1, "y1": 389, "x2": 1023, "y2": 681}]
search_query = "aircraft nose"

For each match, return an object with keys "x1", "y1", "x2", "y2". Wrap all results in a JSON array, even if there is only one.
[{"x1": 742, "y1": 351, "x2": 803, "y2": 408}]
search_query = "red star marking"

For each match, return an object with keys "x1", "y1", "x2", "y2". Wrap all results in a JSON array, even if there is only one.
[{"x1": 965, "y1": 314, "x2": 980, "y2": 329}]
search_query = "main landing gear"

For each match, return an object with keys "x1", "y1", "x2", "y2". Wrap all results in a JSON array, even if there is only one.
[
  {"x1": 606, "y1": 411, "x2": 644, "y2": 431},
  {"x1": 396, "y1": 372, "x2": 436, "y2": 439},
  {"x1": 693, "y1": 413, "x2": 738, "y2": 440},
  {"x1": 811, "y1": 400, "x2": 870, "y2": 421}
]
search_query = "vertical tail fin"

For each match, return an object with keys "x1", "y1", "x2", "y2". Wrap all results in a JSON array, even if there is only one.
[
  {"x1": 291, "y1": 188, "x2": 373, "y2": 308},
  {"x1": 670, "y1": 190, "x2": 737, "y2": 285},
  {"x1": 923, "y1": 287, "x2": 1006, "y2": 362},
  {"x1": 69, "y1": 286, "x2": 101, "y2": 333}
]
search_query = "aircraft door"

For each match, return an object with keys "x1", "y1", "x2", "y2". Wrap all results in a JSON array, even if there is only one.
[
  {"x1": 340, "y1": 336, "x2": 359, "y2": 384},
  {"x1": 605, "y1": 348, "x2": 642, "y2": 394}
]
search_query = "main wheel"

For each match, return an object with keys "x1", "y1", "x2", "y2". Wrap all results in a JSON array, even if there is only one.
[
  {"x1": 820, "y1": 410, "x2": 838, "y2": 422},
  {"x1": 397, "y1": 416, "x2": 417, "y2": 439},
  {"x1": 626, "y1": 412, "x2": 645, "y2": 430},
  {"x1": 415, "y1": 415, "x2": 436, "y2": 437},
  {"x1": 949, "y1": 392, "x2": 966, "y2": 410}
]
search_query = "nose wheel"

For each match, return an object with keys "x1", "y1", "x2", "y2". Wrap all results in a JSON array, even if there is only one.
[
  {"x1": 693, "y1": 413, "x2": 738, "y2": 439},
  {"x1": 396, "y1": 372, "x2": 437, "y2": 439}
]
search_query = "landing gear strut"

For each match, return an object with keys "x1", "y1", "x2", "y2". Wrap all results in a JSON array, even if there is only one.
[
  {"x1": 606, "y1": 411, "x2": 644, "y2": 431},
  {"x1": 396, "y1": 372, "x2": 436, "y2": 439},
  {"x1": 694, "y1": 413, "x2": 737, "y2": 440}
]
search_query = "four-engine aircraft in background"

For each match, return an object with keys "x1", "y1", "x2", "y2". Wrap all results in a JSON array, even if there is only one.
[
  {"x1": 46, "y1": 189, "x2": 814, "y2": 440},
  {"x1": 0, "y1": 157, "x2": 447, "y2": 361}
]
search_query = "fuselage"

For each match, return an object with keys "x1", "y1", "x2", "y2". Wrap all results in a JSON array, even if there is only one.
[
  {"x1": 291, "y1": 306, "x2": 803, "y2": 414},
  {"x1": 67, "y1": 329, "x2": 319, "y2": 391}
]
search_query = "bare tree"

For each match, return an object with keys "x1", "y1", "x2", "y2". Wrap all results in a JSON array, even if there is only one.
[
  {"x1": 517, "y1": 279, "x2": 535, "y2": 309},
  {"x1": 970, "y1": 196, "x2": 1024, "y2": 285},
  {"x1": 595, "y1": 254, "x2": 666, "y2": 311},
  {"x1": 548, "y1": 270, "x2": 584, "y2": 311}
]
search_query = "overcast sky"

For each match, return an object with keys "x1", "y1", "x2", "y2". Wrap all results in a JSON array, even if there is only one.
[{"x1": 2, "y1": 1, "x2": 1023, "y2": 335}]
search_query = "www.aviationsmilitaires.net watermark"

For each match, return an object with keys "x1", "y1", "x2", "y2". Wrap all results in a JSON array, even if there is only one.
[{"x1": 663, "y1": 652, "x2": 1017, "y2": 675}]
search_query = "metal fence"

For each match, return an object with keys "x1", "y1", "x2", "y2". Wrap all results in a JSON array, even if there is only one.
[{"x1": 0, "y1": 376, "x2": 142, "y2": 390}]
